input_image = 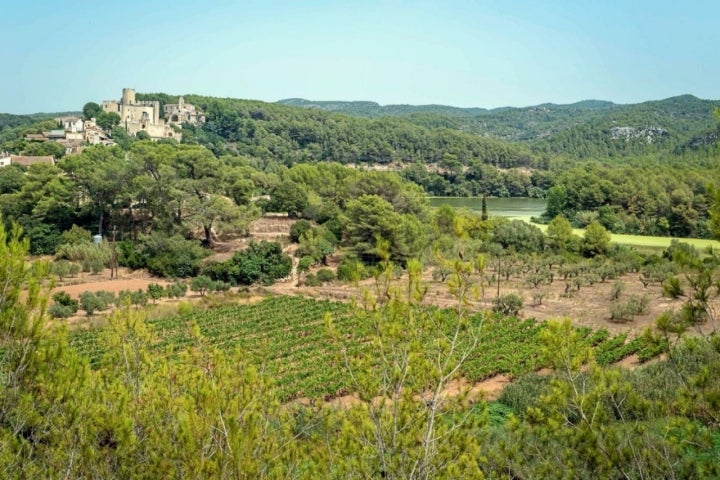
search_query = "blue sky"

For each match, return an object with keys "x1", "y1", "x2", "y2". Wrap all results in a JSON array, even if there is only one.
[{"x1": 1, "y1": 0, "x2": 718, "y2": 113}]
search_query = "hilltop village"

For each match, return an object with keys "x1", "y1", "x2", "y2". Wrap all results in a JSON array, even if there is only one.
[{"x1": 0, "y1": 88, "x2": 204, "y2": 168}]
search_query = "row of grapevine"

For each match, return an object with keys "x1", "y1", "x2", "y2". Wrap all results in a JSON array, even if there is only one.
[{"x1": 68, "y1": 295, "x2": 657, "y2": 400}]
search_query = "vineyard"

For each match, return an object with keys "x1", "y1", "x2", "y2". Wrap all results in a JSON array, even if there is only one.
[{"x1": 69, "y1": 295, "x2": 661, "y2": 401}]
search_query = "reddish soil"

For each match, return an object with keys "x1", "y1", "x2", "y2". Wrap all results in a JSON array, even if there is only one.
[{"x1": 299, "y1": 374, "x2": 512, "y2": 410}]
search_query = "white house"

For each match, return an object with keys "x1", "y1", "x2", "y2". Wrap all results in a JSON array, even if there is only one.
[
  {"x1": 55, "y1": 116, "x2": 84, "y2": 133},
  {"x1": 0, "y1": 151, "x2": 11, "y2": 167}
]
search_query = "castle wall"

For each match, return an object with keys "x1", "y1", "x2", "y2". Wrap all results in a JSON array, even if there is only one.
[{"x1": 102, "y1": 88, "x2": 183, "y2": 141}]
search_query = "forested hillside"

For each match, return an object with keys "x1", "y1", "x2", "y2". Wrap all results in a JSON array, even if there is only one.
[
  {"x1": 2, "y1": 92, "x2": 719, "y2": 238},
  {"x1": 138, "y1": 93, "x2": 540, "y2": 169},
  {"x1": 279, "y1": 94, "x2": 720, "y2": 156}
]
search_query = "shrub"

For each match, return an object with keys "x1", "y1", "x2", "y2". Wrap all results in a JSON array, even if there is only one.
[
  {"x1": 498, "y1": 372, "x2": 553, "y2": 417},
  {"x1": 610, "y1": 281, "x2": 625, "y2": 300},
  {"x1": 176, "y1": 301, "x2": 194, "y2": 316},
  {"x1": 337, "y1": 257, "x2": 369, "y2": 283},
  {"x1": 48, "y1": 303, "x2": 76, "y2": 318},
  {"x1": 131, "y1": 289, "x2": 148, "y2": 307},
  {"x1": 82, "y1": 257, "x2": 105, "y2": 274},
  {"x1": 147, "y1": 283, "x2": 165, "y2": 303},
  {"x1": 117, "y1": 290, "x2": 133, "y2": 306},
  {"x1": 68, "y1": 262, "x2": 81, "y2": 277},
  {"x1": 53, "y1": 291, "x2": 78, "y2": 309},
  {"x1": 133, "y1": 233, "x2": 208, "y2": 278},
  {"x1": 662, "y1": 276, "x2": 684, "y2": 299},
  {"x1": 166, "y1": 282, "x2": 188, "y2": 299},
  {"x1": 492, "y1": 293, "x2": 524, "y2": 316},
  {"x1": 303, "y1": 273, "x2": 321, "y2": 287},
  {"x1": 316, "y1": 268, "x2": 336, "y2": 283},
  {"x1": 191, "y1": 275, "x2": 215, "y2": 296},
  {"x1": 610, "y1": 295, "x2": 650, "y2": 322},
  {"x1": 204, "y1": 241, "x2": 291, "y2": 286},
  {"x1": 117, "y1": 240, "x2": 146, "y2": 270},
  {"x1": 95, "y1": 290, "x2": 116, "y2": 307},
  {"x1": 56, "y1": 242, "x2": 111, "y2": 266},
  {"x1": 531, "y1": 291, "x2": 548, "y2": 306},
  {"x1": 51, "y1": 260, "x2": 71, "y2": 280},
  {"x1": 290, "y1": 219, "x2": 312, "y2": 243},
  {"x1": 60, "y1": 225, "x2": 92, "y2": 246},
  {"x1": 79, "y1": 292, "x2": 107, "y2": 316}
]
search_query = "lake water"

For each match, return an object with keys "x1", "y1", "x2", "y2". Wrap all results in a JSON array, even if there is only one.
[{"x1": 428, "y1": 197, "x2": 547, "y2": 220}]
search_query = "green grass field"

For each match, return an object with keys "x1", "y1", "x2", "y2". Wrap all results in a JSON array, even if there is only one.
[{"x1": 514, "y1": 215, "x2": 720, "y2": 250}]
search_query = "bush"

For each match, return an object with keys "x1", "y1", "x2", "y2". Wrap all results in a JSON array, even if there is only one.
[
  {"x1": 610, "y1": 281, "x2": 625, "y2": 300},
  {"x1": 166, "y1": 282, "x2": 188, "y2": 299},
  {"x1": 50, "y1": 291, "x2": 79, "y2": 318},
  {"x1": 60, "y1": 225, "x2": 92, "y2": 246},
  {"x1": 191, "y1": 275, "x2": 215, "y2": 296},
  {"x1": 303, "y1": 273, "x2": 321, "y2": 287},
  {"x1": 498, "y1": 372, "x2": 553, "y2": 417},
  {"x1": 48, "y1": 303, "x2": 77, "y2": 318},
  {"x1": 130, "y1": 289, "x2": 148, "y2": 307},
  {"x1": 95, "y1": 290, "x2": 116, "y2": 307},
  {"x1": 531, "y1": 291, "x2": 548, "y2": 306},
  {"x1": 610, "y1": 295, "x2": 650, "y2": 322},
  {"x1": 147, "y1": 283, "x2": 165, "y2": 303},
  {"x1": 51, "y1": 260, "x2": 72, "y2": 280},
  {"x1": 82, "y1": 257, "x2": 105, "y2": 274},
  {"x1": 56, "y1": 242, "x2": 112, "y2": 266},
  {"x1": 204, "y1": 241, "x2": 292, "y2": 286},
  {"x1": 53, "y1": 291, "x2": 78, "y2": 309},
  {"x1": 662, "y1": 276, "x2": 684, "y2": 299},
  {"x1": 117, "y1": 290, "x2": 133, "y2": 306},
  {"x1": 131, "y1": 233, "x2": 209, "y2": 278},
  {"x1": 68, "y1": 262, "x2": 81, "y2": 277},
  {"x1": 337, "y1": 257, "x2": 369, "y2": 283},
  {"x1": 177, "y1": 301, "x2": 194, "y2": 316},
  {"x1": 492, "y1": 293, "x2": 524, "y2": 316},
  {"x1": 79, "y1": 291, "x2": 108, "y2": 316},
  {"x1": 290, "y1": 219, "x2": 312, "y2": 243},
  {"x1": 316, "y1": 268, "x2": 336, "y2": 283}
]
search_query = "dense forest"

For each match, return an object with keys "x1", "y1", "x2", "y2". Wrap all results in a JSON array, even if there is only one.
[{"x1": 279, "y1": 94, "x2": 720, "y2": 146}]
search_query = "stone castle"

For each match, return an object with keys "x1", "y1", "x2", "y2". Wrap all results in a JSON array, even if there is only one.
[{"x1": 102, "y1": 88, "x2": 205, "y2": 141}]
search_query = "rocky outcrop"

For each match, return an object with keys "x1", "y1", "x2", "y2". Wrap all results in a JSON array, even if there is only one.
[{"x1": 610, "y1": 126, "x2": 668, "y2": 143}]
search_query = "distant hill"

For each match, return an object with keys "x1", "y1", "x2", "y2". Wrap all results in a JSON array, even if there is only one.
[
  {"x1": 278, "y1": 94, "x2": 720, "y2": 157},
  {"x1": 0, "y1": 111, "x2": 81, "y2": 131},
  {"x1": 278, "y1": 98, "x2": 489, "y2": 118}
]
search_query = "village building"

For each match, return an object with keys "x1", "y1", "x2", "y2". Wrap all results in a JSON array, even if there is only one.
[
  {"x1": 5, "y1": 155, "x2": 55, "y2": 167},
  {"x1": 83, "y1": 119, "x2": 114, "y2": 146},
  {"x1": 163, "y1": 96, "x2": 206, "y2": 126},
  {"x1": 0, "y1": 151, "x2": 11, "y2": 167},
  {"x1": 24, "y1": 128, "x2": 85, "y2": 155},
  {"x1": 56, "y1": 116, "x2": 84, "y2": 133},
  {"x1": 102, "y1": 88, "x2": 182, "y2": 141}
]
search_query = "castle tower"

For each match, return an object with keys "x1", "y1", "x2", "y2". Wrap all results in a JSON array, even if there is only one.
[{"x1": 121, "y1": 88, "x2": 136, "y2": 105}]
